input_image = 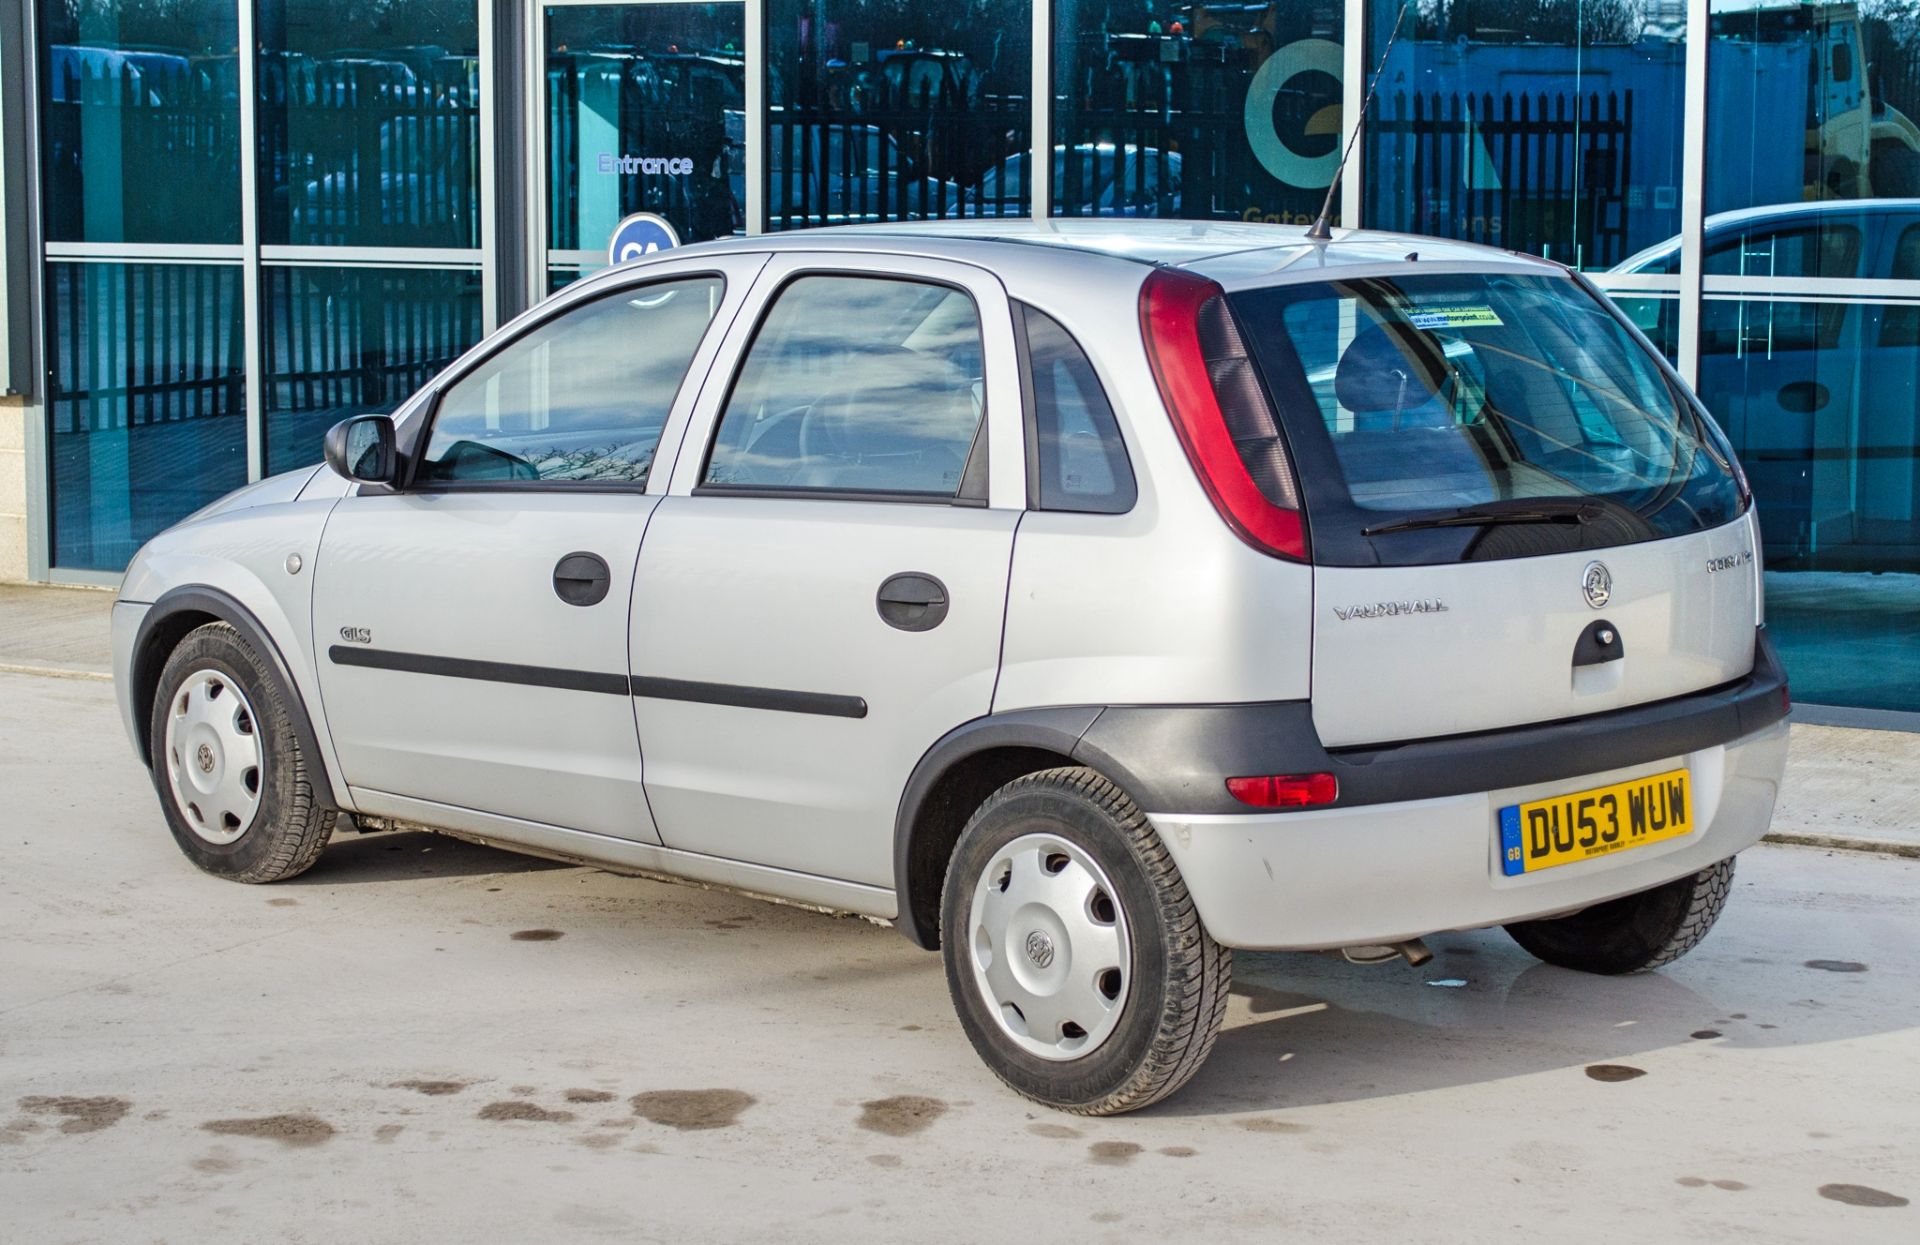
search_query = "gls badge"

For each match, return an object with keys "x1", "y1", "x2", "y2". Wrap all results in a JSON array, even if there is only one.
[{"x1": 339, "y1": 626, "x2": 373, "y2": 645}]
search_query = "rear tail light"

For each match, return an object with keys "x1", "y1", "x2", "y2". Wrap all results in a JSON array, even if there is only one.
[
  {"x1": 1226, "y1": 773, "x2": 1338, "y2": 809},
  {"x1": 1140, "y1": 266, "x2": 1308, "y2": 561}
]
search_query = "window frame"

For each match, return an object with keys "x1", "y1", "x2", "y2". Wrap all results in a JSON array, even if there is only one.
[
  {"x1": 390, "y1": 267, "x2": 734, "y2": 496},
  {"x1": 693, "y1": 267, "x2": 993, "y2": 507}
]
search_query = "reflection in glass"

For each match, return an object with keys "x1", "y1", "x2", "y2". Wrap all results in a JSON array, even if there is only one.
[
  {"x1": 707, "y1": 277, "x2": 984, "y2": 494},
  {"x1": 546, "y1": 4, "x2": 745, "y2": 251},
  {"x1": 262, "y1": 266, "x2": 484, "y2": 474},
  {"x1": 1608, "y1": 294, "x2": 1681, "y2": 366},
  {"x1": 257, "y1": 1, "x2": 481, "y2": 248},
  {"x1": 767, "y1": 0, "x2": 1031, "y2": 227},
  {"x1": 420, "y1": 277, "x2": 724, "y2": 484},
  {"x1": 37, "y1": 0, "x2": 242, "y2": 244},
  {"x1": 1709, "y1": 0, "x2": 1920, "y2": 211},
  {"x1": 1365, "y1": 0, "x2": 1684, "y2": 267},
  {"x1": 1701, "y1": 294, "x2": 1920, "y2": 709},
  {"x1": 1052, "y1": 1, "x2": 1341, "y2": 223},
  {"x1": 46, "y1": 262, "x2": 248, "y2": 570}
]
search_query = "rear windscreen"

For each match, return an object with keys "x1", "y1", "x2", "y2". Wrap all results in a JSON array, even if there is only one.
[{"x1": 1229, "y1": 273, "x2": 1746, "y2": 565}]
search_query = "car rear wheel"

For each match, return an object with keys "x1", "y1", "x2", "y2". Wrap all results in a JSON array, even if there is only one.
[
  {"x1": 940, "y1": 767, "x2": 1231, "y2": 1115},
  {"x1": 1503, "y1": 857, "x2": 1736, "y2": 975},
  {"x1": 149, "y1": 622, "x2": 336, "y2": 883}
]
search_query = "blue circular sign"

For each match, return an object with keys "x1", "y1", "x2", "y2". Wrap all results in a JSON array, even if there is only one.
[{"x1": 608, "y1": 212, "x2": 681, "y2": 264}]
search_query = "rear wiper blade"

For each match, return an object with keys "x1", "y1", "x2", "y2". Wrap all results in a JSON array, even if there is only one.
[{"x1": 1362, "y1": 500, "x2": 1605, "y2": 537}]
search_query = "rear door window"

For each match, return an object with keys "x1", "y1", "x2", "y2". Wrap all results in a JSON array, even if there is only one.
[
  {"x1": 1880, "y1": 223, "x2": 1920, "y2": 347},
  {"x1": 703, "y1": 275, "x2": 985, "y2": 498}
]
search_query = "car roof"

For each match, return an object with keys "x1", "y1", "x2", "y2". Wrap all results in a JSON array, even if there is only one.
[{"x1": 652, "y1": 218, "x2": 1561, "y2": 280}]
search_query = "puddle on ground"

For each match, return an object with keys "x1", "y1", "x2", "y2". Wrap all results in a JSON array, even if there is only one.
[
  {"x1": 1817, "y1": 1183, "x2": 1908, "y2": 1208},
  {"x1": 630, "y1": 1089, "x2": 755, "y2": 1131},
  {"x1": 856, "y1": 1096, "x2": 947, "y2": 1138},
  {"x1": 477, "y1": 1101, "x2": 574, "y2": 1124},
  {"x1": 200, "y1": 1114, "x2": 335, "y2": 1147},
  {"x1": 18, "y1": 1096, "x2": 131, "y2": 1135},
  {"x1": 1088, "y1": 1141, "x2": 1143, "y2": 1166}
]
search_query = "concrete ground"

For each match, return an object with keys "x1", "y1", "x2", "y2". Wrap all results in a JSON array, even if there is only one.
[
  {"x1": 1, "y1": 672, "x2": 1916, "y2": 1243},
  {"x1": 0, "y1": 584, "x2": 115, "y2": 677}
]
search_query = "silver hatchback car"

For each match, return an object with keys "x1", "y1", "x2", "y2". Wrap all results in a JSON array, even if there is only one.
[{"x1": 114, "y1": 221, "x2": 1789, "y2": 1114}]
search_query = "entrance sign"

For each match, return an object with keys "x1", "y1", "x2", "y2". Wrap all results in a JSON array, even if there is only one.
[{"x1": 609, "y1": 212, "x2": 681, "y2": 264}]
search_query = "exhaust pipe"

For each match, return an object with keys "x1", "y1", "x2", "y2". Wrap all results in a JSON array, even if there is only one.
[{"x1": 1340, "y1": 938, "x2": 1434, "y2": 968}]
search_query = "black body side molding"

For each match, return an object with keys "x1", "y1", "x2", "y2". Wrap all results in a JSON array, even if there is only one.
[{"x1": 326, "y1": 646, "x2": 867, "y2": 718}]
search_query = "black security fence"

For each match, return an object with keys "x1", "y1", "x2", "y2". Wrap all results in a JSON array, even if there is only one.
[
  {"x1": 768, "y1": 78, "x2": 1032, "y2": 227},
  {"x1": 1052, "y1": 25, "x2": 1342, "y2": 225},
  {"x1": 261, "y1": 266, "x2": 484, "y2": 474},
  {"x1": 40, "y1": 54, "x2": 243, "y2": 244},
  {"x1": 258, "y1": 54, "x2": 481, "y2": 249},
  {"x1": 1371, "y1": 89, "x2": 1636, "y2": 269},
  {"x1": 45, "y1": 262, "x2": 246, "y2": 436},
  {"x1": 44, "y1": 261, "x2": 249, "y2": 570}
]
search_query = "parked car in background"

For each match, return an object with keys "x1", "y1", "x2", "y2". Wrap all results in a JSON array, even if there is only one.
[
  {"x1": 963, "y1": 143, "x2": 1181, "y2": 217},
  {"x1": 114, "y1": 221, "x2": 1787, "y2": 1115},
  {"x1": 1613, "y1": 198, "x2": 1920, "y2": 562}
]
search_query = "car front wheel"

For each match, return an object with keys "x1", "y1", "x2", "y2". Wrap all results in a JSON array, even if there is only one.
[
  {"x1": 940, "y1": 767, "x2": 1231, "y2": 1115},
  {"x1": 149, "y1": 621, "x2": 336, "y2": 883}
]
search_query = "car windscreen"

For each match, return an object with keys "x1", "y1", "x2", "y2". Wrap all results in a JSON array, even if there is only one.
[{"x1": 1228, "y1": 272, "x2": 1747, "y2": 566}]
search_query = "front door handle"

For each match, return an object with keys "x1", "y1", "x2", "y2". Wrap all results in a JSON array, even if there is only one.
[
  {"x1": 553, "y1": 552, "x2": 611, "y2": 607},
  {"x1": 876, "y1": 572, "x2": 949, "y2": 632}
]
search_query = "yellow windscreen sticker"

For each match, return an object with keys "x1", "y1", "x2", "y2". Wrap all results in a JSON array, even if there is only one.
[{"x1": 1407, "y1": 306, "x2": 1504, "y2": 329}]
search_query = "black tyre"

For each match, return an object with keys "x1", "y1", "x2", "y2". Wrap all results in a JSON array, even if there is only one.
[
  {"x1": 1504, "y1": 857, "x2": 1736, "y2": 975},
  {"x1": 148, "y1": 621, "x2": 336, "y2": 883},
  {"x1": 940, "y1": 767, "x2": 1231, "y2": 1115},
  {"x1": 1871, "y1": 144, "x2": 1920, "y2": 197}
]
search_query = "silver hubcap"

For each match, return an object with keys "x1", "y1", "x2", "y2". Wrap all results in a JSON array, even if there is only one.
[
  {"x1": 967, "y1": 833, "x2": 1132, "y2": 1062},
  {"x1": 163, "y1": 669, "x2": 263, "y2": 845}
]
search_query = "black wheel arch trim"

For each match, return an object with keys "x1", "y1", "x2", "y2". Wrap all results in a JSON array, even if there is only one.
[
  {"x1": 892, "y1": 629, "x2": 1788, "y2": 948},
  {"x1": 132, "y1": 586, "x2": 340, "y2": 811}
]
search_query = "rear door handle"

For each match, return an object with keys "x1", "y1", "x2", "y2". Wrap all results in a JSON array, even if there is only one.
[
  {"x1": 553, "y1": 552, "x2": 611, "y2": 607},
  {"x1": 876, "y1": 572, "x2": 949, "y2": 632}
]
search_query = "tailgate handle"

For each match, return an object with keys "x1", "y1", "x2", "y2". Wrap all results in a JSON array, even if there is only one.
[
  {"x1": 1572, "y1": 619, "x2": 1624, "y2": 667},
  {"x1": 877, "y1": 573, "x2": 949, "y2": 632}
]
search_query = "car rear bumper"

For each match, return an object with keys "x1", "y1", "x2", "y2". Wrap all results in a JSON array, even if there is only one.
[{"x1": 1148, "y1": 715, "x2": 1790, "y2": 951}]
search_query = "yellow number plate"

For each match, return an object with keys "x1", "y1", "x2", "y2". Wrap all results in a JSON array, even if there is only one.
[{"x1": 1498, "y1": 768, "x2": 1692, "y2": 876}]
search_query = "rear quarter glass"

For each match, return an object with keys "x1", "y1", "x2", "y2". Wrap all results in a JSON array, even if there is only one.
[{"x1": 1227, "y1": 273, "x2": 1746, "y2": 568}]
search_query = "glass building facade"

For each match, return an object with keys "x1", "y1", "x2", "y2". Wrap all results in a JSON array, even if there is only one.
[{"x1": 4, "y1": 0, "x2": 1918, "y2": 719}]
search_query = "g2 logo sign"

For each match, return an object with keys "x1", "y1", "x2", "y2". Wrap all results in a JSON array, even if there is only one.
[{"x1": 1244, "y1": 39, "x2": 1344, "y2": 189}]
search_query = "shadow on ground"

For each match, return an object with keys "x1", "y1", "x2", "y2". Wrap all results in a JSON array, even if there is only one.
[{"x1": 291, "y1": 829, "x2": 571, "y2": 884}]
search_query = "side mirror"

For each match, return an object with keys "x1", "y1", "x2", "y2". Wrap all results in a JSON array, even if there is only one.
[{"x1": 323, "y1": 415, "x2": 397, "y2": 485}]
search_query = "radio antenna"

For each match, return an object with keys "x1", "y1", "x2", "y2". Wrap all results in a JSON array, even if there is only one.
[{"x1": 1304, "y1": 1, "x2": 1412, "y2": 242}]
